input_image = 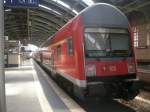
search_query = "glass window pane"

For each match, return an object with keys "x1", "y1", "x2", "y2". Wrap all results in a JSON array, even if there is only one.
[
  {"x1": 67, "y1": 38, "x2": 73, "y2": 55},
  {"x1": 85, "y1": 33, "x2": 110, "y2": 50},
  {"x1": 57, "y1": 45, "x2": 61, "y2": 59},
  {"x1": 110, "y1": 34, "x2": 129, "y2": 50}
]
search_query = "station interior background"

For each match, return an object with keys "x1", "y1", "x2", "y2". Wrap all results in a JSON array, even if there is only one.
[
  {"x1": 2, "y1": 0, "x2": 150, "y2": 112},
  {"x1": 4, "y1": 0, "x2": 150, "y2": 66}
]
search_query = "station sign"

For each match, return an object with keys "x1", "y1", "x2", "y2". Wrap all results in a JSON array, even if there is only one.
[{"x1": 4, "y1": 0, "x2": 39, "y2": 8}]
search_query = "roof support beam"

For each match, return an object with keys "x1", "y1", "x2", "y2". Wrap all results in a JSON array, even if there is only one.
[
  {"x1": 31, "y1": 18, "x2": 58, "y2": 31},
  {"x1": 41, "y1": 0, "x2": 75, "y2": 16},
  {"x1": 31, "y1": 22, "x2": 51, "y2": 31},
  {"x1": 30, "y1": 9, "x2": 65, "y2": 26},
  {"x1": 123, "y1": 0, "x2": 150, "y2": 13},
  {"x1": 30, "y1": 27, "x2": 50, "y2": 34}
]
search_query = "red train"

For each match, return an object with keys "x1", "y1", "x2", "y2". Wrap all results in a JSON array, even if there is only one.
[{"x1": 34, "y1": 3, "x2": 142, "y2": 100}]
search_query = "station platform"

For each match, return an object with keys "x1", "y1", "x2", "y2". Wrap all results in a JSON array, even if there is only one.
[{"x1": 5, "y1": 59, "x2": 84, "y2": 112}]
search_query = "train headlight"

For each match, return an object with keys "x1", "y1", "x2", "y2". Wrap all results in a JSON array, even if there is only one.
[
  {"x1": 127, "y1": 58, "x2": 136, "y2": 73},
  {"x1": 85, "y1": 64, "x2": 96, "y2": 77},
  {"x1": 128, "y1": 64, "x2": 136, "y2": 73}
]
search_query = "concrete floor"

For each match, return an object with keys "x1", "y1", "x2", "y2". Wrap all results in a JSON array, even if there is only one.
[
  {"x1": 5, "y1": 60, "x2": 43, "y2": 112},
  {"x1": 5, "y1": 59, "x2": 70, "y2": 112}
]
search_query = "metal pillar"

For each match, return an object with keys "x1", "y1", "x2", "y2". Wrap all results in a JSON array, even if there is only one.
[
  {"x1": 27, "y1": 8, "x2": 31, "y2": 42},
  {"x1": 0, "y1": 0, "x2": 6, "y2": 112}
]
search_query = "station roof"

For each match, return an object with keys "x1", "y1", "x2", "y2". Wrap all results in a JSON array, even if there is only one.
[{"x1": 4, "y1": 0, "x2": 150, "y2": 46}]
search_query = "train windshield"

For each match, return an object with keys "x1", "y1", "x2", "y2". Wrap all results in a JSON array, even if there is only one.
[{"x1": 84, "y1": 28, "x2": 131, "y2": 57}]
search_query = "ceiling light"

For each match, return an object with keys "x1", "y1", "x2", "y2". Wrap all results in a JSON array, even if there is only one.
[
  {"x1": 72, "y1": 9, "x2": 78, "y2": 14},
  {"x1": 82, "y1": 0, "x2": 94, "y2": 6},
  {"x1": 39, "y1": 4, "x2": 62, "y2": 16},
  {"x1": 51, "y1": 0, "x2": 78, "y2": 15},
  {"x1": 5, "y1": 9, "x2": 12, "y2": 12}
]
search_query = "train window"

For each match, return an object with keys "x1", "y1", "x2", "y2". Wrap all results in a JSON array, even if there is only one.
[
  {"x1": 133, "y1": 27, "x2": 139, "y2": 47},
  {"x1": 67, "y1": 38, "x2": 73, "y2": 55},
  {"x1": 85, "y1": 33, "x2": 110, "y2": 51},
  {"x1": 110, "y1": 34, "x2": 129, "y2": 50},
  {"x1": 50, "y1": 54, "x2": 54, "y2": 66},
  {"x1": 57, "y1": 45, "x2": 61, "y2": 59},
  {"x1": 84, "y1": 28, "x2": 131, "y2": 57}
]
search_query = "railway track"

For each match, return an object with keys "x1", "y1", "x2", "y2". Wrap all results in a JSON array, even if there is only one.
[
  {"x1": 117, "y1": 91, "x2": 150, "y2": 112},
  {"x1": 137, "y1": 68, "x2": 150, "y2": 91}
]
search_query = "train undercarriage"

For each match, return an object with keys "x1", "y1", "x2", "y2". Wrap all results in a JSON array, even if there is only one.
[{"x1": 38, "y1": 61, "x2": 143, "y2": 101}]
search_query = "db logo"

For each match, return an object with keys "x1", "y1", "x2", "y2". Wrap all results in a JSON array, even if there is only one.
[{"x1": 102, "y1": 65, "x2": 107, "y2": 71}]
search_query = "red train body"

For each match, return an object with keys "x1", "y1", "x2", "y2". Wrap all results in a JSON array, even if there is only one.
[{"x1": 35, "y1": 3, "x2": 142, "y2": 100}]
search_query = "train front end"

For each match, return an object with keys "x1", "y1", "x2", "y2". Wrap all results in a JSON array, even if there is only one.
[{"x1": 80, "y1": 4, "x2": 142, "y2": 100}]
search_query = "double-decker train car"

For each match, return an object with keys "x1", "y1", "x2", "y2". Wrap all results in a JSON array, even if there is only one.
[{"x1": 35, "y1": 3, "x2": 142, "y2": 100}]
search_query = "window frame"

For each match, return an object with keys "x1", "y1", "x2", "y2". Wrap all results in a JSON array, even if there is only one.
[
  {"x1": 57, "y1": 45, "x2": 61, "y2": 59},
  {"x1": 67, "y1": 38, "x2": 74, "y2": 56},
  {"x1": 133, "y1": 27, "x2": 139, "y2": 48}
]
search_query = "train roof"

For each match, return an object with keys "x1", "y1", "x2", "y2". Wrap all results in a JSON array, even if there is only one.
[
  {"x1": 41, "y1": 3, "x2": 129, "y2": 47},
  {"x1": 78, "y1": 3, "x2": 129, "y2": 28}
]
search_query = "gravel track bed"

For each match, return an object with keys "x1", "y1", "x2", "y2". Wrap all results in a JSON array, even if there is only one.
[{"x1": 117, "y1": 91, "x2": 150, "y2": 112}]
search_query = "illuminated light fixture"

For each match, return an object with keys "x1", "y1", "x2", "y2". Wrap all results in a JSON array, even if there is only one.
[
  {"x1": 82, "y1": 0, "x2": 94, "y2": 6},
  {"x1": 51, "y1": 0, "x2": 70, "y2": 9},
  {"x1": 57, "y1": 0, "x2": 70, "y2": 9},
  {"x1": 86, "y1": 64, "x2": 96, "y2": 77},
  {"x1": 5, "y1": 9, "x2": 12, "y2": 12},
  {"x1": 51, "y1": 0, "x2": 79, "y2": 15},
  {"x1": 39, "y1": 4, "x2": 62, "y2": 16},
  {"x1": 72, "y1": 9, "x2": 78, "y2": 15}
]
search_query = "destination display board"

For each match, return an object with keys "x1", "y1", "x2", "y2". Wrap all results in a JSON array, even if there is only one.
[{"x1": 4, "y1": 0, "x2": 39, "y2": 8}]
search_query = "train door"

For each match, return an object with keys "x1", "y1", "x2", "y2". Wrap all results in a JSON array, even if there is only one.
[{"x1": 50, "y1": 51, "x2": 57, "y2": 77}]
